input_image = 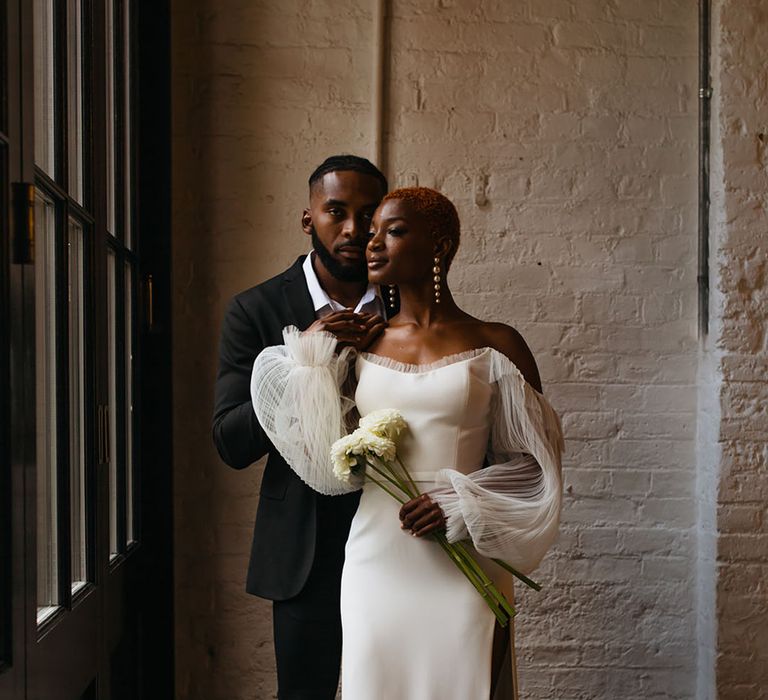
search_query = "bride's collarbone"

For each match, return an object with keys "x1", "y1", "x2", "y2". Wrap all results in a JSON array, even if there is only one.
[{"x1": 367, "y1": 321, "x2": 496, "y2": 367}]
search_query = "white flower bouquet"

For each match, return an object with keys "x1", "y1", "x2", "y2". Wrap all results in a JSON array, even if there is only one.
[{"x1": 331, "y1": 409, "x2": 540, "y2": 627}]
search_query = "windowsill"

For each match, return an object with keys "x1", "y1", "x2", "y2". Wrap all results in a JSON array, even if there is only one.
[{"x1": 36, "y1": 604, "x2": 60, "y2": 627}]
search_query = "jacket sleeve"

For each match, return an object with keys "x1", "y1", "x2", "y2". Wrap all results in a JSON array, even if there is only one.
[
  {"x1": 431, "y1": 350, "x2": 564, "y2": 574},
  {"x1": 250, "y1": 325, "x2": 360, "y2": 496},
  {"x1": 212, "y1": 296, "x2": 272, "y2": 469}
]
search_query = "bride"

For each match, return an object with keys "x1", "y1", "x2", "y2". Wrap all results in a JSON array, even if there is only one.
[{"x1": 251, "y1": 187, "x2": 564, "y2": 699}]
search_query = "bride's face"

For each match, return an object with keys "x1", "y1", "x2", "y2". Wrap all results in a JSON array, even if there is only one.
[{"x1": 366, "y1": 198, "x2": 435, "y2": 286}]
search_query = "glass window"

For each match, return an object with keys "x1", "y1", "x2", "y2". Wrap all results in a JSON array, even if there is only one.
[
  {"x1": 0, "y1": 148, "x2": 9, "y2": 667},
  {"x1": 105, "y1": 0, "x2": 115, "y2": 233},
  {"x1": 34, "y1": 0, "x2": 56, "y2": 175},
  {"x1": 0, "y1": 0, "x2": 8, "y2": 134},
  {"x1": 125, "y1": 262, "x2": 134, "y2": 544},
  {"x1": 107, "y1": 250, "x2": 118, "y2": 559},
  {"x1": 68, "y1": 217, "x2": 87, "y2": 590},
  {"x1": 67, "y1": 0, "x2": 84, "y2": 203},
  {"x1": 35, "y1": 190, "x2": 59, "y2": 623},
  {"x1": 123, "y1": 0, "x2": 132, "y2": 247}
]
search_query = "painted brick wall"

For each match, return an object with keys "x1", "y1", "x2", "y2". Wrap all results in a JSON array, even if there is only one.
[
  {"x1": 172, "y1": 3, "x2": 375, "y2": 698},
  {"x1": 710, "y1": 1, "x2": 768, "y2": 698},
  {"x1": 386, "y1": 3, "x2": 699, "y2": 698},
  {"x1": 170, "y1": 1, "x2": 763, "y2": 698}
]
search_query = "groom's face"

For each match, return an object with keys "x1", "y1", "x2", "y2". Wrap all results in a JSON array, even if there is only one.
[{"x1": 302, "y1": 171, "x2": 384, "y2": 283}]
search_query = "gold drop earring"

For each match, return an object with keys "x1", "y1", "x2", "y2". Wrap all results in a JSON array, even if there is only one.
[
  {"x1": 433, "y1": 257, "x2": 442, "y2": 304},
  {"x1": 388, "y1": 285, "x2": 397, "y2": 310}
]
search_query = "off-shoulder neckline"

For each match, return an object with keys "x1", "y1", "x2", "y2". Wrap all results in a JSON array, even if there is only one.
[
  {"x1": 355, "y1": 346, "x2": 543, "y2": 396},
  {"x1": 358, "y1": 346, "x2": 493, "y2": 374}
]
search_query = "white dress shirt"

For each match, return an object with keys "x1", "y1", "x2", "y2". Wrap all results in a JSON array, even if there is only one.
[{"x1": 302, "y1": 251, "x2": 385, "y2": 319}]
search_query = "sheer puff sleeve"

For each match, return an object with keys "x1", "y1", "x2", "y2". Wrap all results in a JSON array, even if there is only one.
[
  {"x1": 250, "y1": 325, "x2": 360, "y2": 496},
  {"x1": 432, "y1": 350, "x2": 564, "y2": 574}
]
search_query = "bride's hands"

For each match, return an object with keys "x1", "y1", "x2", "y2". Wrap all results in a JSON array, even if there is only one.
[
  {"x1": 399, "y1": 494, "x2": 446, "y2": 537},
  {"x1": 347, "y1": 311, "x2": 387, "y2": 351},
  {"x1": 305, "y1": 310, "x2": 386, "y2": 350}
]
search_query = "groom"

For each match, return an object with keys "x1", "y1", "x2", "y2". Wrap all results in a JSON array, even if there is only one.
[{"x1": 212, "y1": 155, "x2": 391, "y2": 698}]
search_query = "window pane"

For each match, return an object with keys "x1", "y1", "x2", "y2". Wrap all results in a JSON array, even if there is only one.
[
  {"x1": 35, "y1": 190, "x2": 59, "y2": 621},
  {"x1": 34, "y1": 0, "x2": 56, "y2": 175},
  {"x1": 68, "y1": 217, "x2": 87, "y2": 589},
  {"x1": 125, "y1": 262, "x2": 134, "y2": 544},
  {"x1": 123, "y1": 0, "x2": 132, "y2": 247},
  {"x1": 0, "y1": 0, "x2": 7, "y2": 134},
  {"x1": 107, "y1": 250, "x2": 118, "y2": 559},
  {"x1": 67, "y1": 0, "x2": 83, "y2": 203},
  {"x1": 0, "y1": 146, "x2": 9, "y2": 664},
  {"x1": 105, "y1": 0, "x2": 115, "y2": 233}
]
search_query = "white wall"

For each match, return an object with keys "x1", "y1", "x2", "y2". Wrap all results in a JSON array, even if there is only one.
[
  {"x1": 171, "y1": 1, "x2": 761, "y2": 697},
  {"x1": 710, "y1": 1, "x2": 768, "y2": 697}
]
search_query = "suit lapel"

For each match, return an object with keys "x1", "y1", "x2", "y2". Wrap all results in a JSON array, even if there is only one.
[{"x1": 282, "y1": 256, "x2": 317, "y2": 331}]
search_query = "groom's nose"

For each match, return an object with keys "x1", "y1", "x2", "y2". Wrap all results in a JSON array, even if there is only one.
[{"x1": 341, "y1": 213, "x2": 366, "y2": 241}]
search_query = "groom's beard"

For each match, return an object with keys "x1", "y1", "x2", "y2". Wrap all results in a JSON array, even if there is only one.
[{"x1": 310, "y1": 226, "x2": 368, "y2": 283}]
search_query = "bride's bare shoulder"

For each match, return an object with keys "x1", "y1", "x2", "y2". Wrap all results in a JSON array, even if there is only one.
[{"x1": 478, "y1": 322, "x2": 542, "y2": 392}]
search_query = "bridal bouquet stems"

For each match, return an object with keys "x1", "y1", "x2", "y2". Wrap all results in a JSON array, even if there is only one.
[{"x1": 331, "y1": 409, "x2": 541, "y2": 627}]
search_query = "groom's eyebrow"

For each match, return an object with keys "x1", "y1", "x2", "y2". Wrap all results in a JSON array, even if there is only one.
[{"x1": 323, "y1": 198, "x2": 347, "y2": 207}]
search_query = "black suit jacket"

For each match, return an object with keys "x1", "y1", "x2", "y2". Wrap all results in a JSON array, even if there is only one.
[{"x1": 212, "y1": 255, "x2": 387, "y2": 600}]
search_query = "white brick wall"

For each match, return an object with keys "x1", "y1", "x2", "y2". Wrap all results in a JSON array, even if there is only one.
[
  {"x1": 386, "y1": 5, "x2": 698, "y2": 695},
  {"x1": 710, "y1": 1, "x2": 768, "y2": 698},
  {"x1": 171, "y1": 1, "x2": 763, "y2": 697},
  {"x1": 173, "y1": 3, "x2": 375, "y2": 697}
]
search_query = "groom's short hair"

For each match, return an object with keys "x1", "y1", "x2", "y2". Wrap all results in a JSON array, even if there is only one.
[{"x1": 309, "y1": 155, "x2": 388, "y2": 196}]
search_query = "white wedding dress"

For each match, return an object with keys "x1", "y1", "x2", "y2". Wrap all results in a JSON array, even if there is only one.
[{"x1": 251, "y1": 328, "x2": 564, "y2": 700}]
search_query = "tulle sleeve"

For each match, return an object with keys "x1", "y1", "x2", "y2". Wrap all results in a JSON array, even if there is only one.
[
  {"x1": 250, "y1": 325, "x2": 360, "y2": 496},
  {"x1": 432, "y1": 350, "x2": 564, "y2": 574}
]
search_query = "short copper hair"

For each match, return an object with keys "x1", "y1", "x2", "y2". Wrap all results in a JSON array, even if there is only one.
[{"x1": 382, "y1": 187, "x2": 460, "y2": 270}]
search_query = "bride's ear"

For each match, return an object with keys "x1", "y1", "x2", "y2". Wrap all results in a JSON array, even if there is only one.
[{"x1": 434, "y1": 236, "x2": 452, "y2": 263}]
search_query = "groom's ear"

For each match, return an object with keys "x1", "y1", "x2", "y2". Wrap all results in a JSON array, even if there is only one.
[{"x1": 301, "y1": 209, "x2": 313, "y2": 236}]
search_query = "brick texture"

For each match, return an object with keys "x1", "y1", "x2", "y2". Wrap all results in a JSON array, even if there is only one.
[
  {"x1": 170, "y1": 1, "x2": 762, "y2": 698},
  {"x1": 710, "y1": 1, "x2": 768, "y2": 698},
  {"x1": 386, "y1": 4, "x2": 698, "y2": 698},
  {"x1": 172, "y1": 2, "x2": 375, "y2": 698}
]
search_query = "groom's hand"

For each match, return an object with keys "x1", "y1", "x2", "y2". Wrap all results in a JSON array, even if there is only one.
[
  {"x1": 306, "y1": 310, "x2": 387, "y2": 350},
  {"x1": 399, "y1": 494, "x2": 446, "y2": 538},
  {"x1": 305, "y1": 310, "x2": 382, "y2": 349}
]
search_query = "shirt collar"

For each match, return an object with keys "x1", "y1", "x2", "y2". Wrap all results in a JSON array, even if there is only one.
[{"x1": 302, "y1": 251, "x2": 382, "y2": 313}]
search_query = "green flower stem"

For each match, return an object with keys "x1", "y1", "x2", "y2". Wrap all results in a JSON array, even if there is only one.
[
  {"x1": 394, "y1": 452, "x2": 539, "y2": 600},
  {"x1": 453, "y1": 542, "x2": 517, "y2": 620},
  {"x1": 434, "y1": 533, "x2": 509, "y2": 627},
  {"x1": 435, "y1": 537, "x2": 504, "y2": 625},
  {"x1": 490, "y1": 558, "x2": 542, "y2": 592},
  {"x1": 396, "y1": 455, "x2": 422, "y2": 499},
  {"x1": 451, "y1": 543, "x2": 507, "y2": 616},
  {"x1": 360, "y1": 459, "x2": 503, "y2": 620},
  {"x1": 376, "y1": 457, "x2": 418, "y2": 501},
  {"x1": 389, "y1": 457, "x2": 513, "y2": 623},
  {"x1": 365, "y1": 467, "x2": 510, "y2": 626},
  {"x1": 360, "y1": 446, "x2": 532, "y2": 625},
  {"x1": 393, "y1": 454, "x2": 516, "y2": 619},
  {"x1": 366, "y1": 460, "x2": 412, "y2": 499},
  {"x1": 364, "y1": 473, "x2": 406, "y2": 504}
]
